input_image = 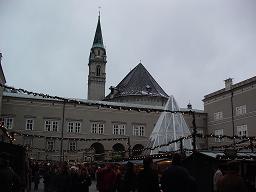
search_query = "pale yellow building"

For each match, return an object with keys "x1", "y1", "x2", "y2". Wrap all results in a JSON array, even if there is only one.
[{"x1": 0, "y1": 16, "x2": 207, "y2": 162}]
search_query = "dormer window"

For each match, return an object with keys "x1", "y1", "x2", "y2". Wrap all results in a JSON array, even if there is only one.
[
  {"x1": 96, "y1": 65, "x2": 101, "y2": 76},
  {"x1": 146, "y1": 85, "x2": 151, "y2": 93}
]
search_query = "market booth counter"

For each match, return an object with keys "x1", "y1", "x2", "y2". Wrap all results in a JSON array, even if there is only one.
[{"x1": 183, "y1": 151, "x2": 256, "y2": 192}]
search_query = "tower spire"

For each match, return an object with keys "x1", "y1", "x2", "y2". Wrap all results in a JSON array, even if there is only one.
[
  {"x1": 98, "y1": 6, "x2": 101, "y2": 17},
  {"x1": 88, "y1": 13, "x2": 107, "y2": 101},
  {"x1": 92, "y1": 10, "x2": 104, "y2": 49}
]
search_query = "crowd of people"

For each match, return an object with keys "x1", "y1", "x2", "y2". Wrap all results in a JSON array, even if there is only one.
[
  {"x1": 0, "y1": 152, "x2": 250, "y2": 192},
  {"x1": 28, "y1": 161, "x2": 93, "y2": 192},
  {"x1": 95, "y1": 154, "x2": 198, "y2": 192}
]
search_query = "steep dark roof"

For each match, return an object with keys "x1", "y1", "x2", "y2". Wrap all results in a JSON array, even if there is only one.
[
  {"x1": 106, "y1": 63, "x2": 169, "y2": 99},
  {"x1": 92, "y1": 16, "x2": 104, "y2": 49}
]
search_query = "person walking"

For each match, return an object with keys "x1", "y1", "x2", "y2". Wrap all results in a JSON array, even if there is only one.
[
  {"x1": 77, "y1": 166, "x2": 92, "y2": 192},
  {"x1": 137, "y1": 157, "x2": 160, "y2": 192},
  {"x1": 96, "y1": 164, "x2": 116, "y2": 192},
  {"x1": 213, "y1": 165, "x2": 224, "y2": 192},
  {"x1": 118, "y1": 162, "x2": 137, "y2": 192}
]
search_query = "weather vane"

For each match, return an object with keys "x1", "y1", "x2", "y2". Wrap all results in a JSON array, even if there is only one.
[{"x1": 98, "y1": 6, "x2": 101, "y2": 17}]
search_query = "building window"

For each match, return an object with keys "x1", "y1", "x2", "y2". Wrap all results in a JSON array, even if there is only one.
[
  {"x1": 45, "y1": 120, "x2": 51, "y2": 131},
  {"x1": 68, "y1": 122, "x2": 74, "y2": 133},
  {"x1": 237, "y1": 125, "x2": 248, "y2": 137},
  {"x1": 92, "y1": 123, "x2": 97, "y2": 133},
  {"x1": 2, "y1": 117, "x2": 14, "y2": 129},
  {"x1": 120, "y1": 125, "x2": 125, "y2": 135},
  {"x1": 113, "y1": 124, "x2": 126, "y2": 135},
  {"x1": 69, "y1": 141, "x2": 77, "y2": 151},
  {"x1": 25, "y1": 119, "x2": 34, "y2": 130},
  {"x1": 215, "y1": 129, "x2": 224, "y2": 142},
  {"x1": 24, "y1": 136, "x2": 33, "y2": 148},
  {"x1": 98, "y1": 124, "x2": 104, "y2": 134},
  {"x1": 44, "y1": 120, "x2": 59, "y2": 132},
  {"x1": 236, "y1": 105, "x2": 246, "y2": 116},
  {"x1": 214, "y1": 112, "x2": 223, "y2": 121},
  {"x1": 67, "y1": 121, "x2": 81, "y2": 133},
  {"x1": 113, "y1": 125, "x2": 119, "y2": 135},
  {"x1": 75, "y1": 122, "x2": 81, "y2": 133},
  {"x1": 52, "y1": 121, "x2": 58, "y2": 132},
  {"x1": 91, "y1": 122, "x2": 104, "y2": 134},
  {"x1": 96, "y1": 65, "x2": 101, "y2": 76},
  {"x1": 197, "y1": 129, "x2": 204, "y2": 136},
  {"x1": 133, "y1": 125, "x2": 145, "y2": 136},
  {"x1": 47, "y1": 140, "x2": 54, "y2": 151}
]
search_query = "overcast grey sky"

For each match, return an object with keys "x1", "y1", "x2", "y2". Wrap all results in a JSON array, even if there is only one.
[{"x1": 0, "y1": 0, "x2": 256, "y2": 109}]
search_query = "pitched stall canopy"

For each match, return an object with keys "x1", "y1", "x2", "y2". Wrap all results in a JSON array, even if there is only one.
[{"x1": 147, "y1": 96, "x2": 192, "y2": 155}]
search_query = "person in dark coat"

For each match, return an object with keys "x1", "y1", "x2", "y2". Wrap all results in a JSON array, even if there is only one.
[
  {"x1": 160, "y1": 153, "x2": 196, "y2": 192},
  {"x1": 118, "y1": 162, "x2": 137, "y2": 192},
  {"x1": 0, "y1": 157, "x2": 21, "y2": 192},
  {"x1": 33, "y1": 168, "x2": 40, "y2": 191},
  {"x1": 217, "y1": 161, "x2": 247, "y2": 192},
  {"x1": 137, "y1": 157, "x2": 160, "y2": 192},
  {"x1": 96, "y1": 164, "x2": 117, "y2": 192},
  {"x1": 77, "y1": 166, "x2": 91, "y2": 192},
  {"x1": 56, "y1": 163, "x2": 71, "y2": 192}
]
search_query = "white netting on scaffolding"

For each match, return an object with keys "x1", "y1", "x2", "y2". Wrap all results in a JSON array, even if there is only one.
[{"x1": 146, "y1": 96, "x2": 192, "y2": 155}]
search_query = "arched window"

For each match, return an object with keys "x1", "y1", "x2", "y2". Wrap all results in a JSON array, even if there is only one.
[{"x1": 96, "y1": 65, "x2": 101, "y2": 76}]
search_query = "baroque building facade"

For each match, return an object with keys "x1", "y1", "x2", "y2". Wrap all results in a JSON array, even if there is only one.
[
  {"x1": 203, "y1": 77, "x2": 256, "y2": 148},
  {"x1": 0, "y1": 15, "x2": 207, "y2": 161}
]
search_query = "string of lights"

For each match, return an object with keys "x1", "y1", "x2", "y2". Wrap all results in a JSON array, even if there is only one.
[
  {"x1": 26, "y1": 146, "x2": 95, "y2": 153},
  {"x1": 196, "y1": 133, "x2": 256, "y2": 141},
  {"x1": 211, "y1": 139, "x2": 256, "y2": 149},
  {"x1": 0, "y1": 83, "x2": 197, "y2": 114},
  {"x1": 11, "y1": 131, "x2": 128, "y2": 142},
  {"x1": 10, "y1": 131, "x2": 256, "y2": 152},
  {"x1": 0, "y1": 123, "x2": 14, "y2": 142},
  {"x1": 2, "y1": 122, "x2": 255, "y2": 154}
]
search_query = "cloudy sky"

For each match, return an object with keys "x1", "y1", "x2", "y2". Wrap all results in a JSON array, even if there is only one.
[{"x1": 0, "y1": 0, "x2": 255, "y2": 109}]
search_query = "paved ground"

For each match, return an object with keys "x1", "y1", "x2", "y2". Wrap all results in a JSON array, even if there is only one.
[
  {"x1": 30, "y1": 179, "x2": 44, "y2": 192},
  {"x1": 30, "y1": 179, "x2": 98, "y2": 192},
  {"x1": 90, "y1": 181, "x2": 97, "y2": 192}
]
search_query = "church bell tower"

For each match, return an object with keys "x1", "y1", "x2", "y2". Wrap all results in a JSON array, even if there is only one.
[{"x1": 87, "y1": 14, "x2": 107, "y2": 100}]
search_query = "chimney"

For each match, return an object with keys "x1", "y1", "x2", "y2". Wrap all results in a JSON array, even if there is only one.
[
  {"x1": 0, "y1": 53, "x2": 2, "y2": 63},
  {"x1": 224, "y1": 78, "x2": 233, "y2": 90},
  {"x1": 109, "y1": 86, "x2": 118, "y2": 96}
]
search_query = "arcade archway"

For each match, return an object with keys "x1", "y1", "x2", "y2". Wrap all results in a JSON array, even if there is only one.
[
  {"x1": 132, "y1": 144, "x2": 144, "y2": 156},
  {"x1": 112, "y1": 143, "x2": 125, "y2": 158},
  {"x1": 90, "y1": 142, "x2": 105, "y2": 161}
]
